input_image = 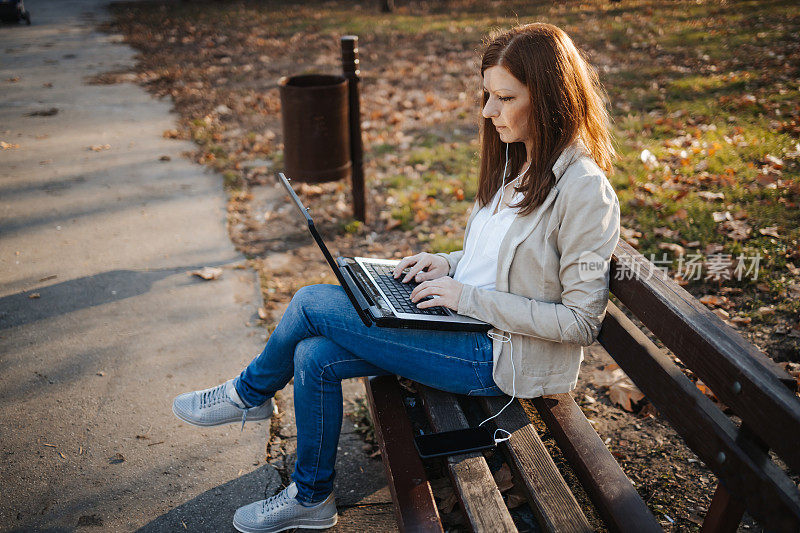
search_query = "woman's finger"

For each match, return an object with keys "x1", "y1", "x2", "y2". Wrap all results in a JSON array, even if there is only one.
[
  {"x1": 416, "y1": 299, "x2": 442, "y2": 309},
  {"x1": 414, "y1": 267, "x2": 440, "y2": 282},
  {"x1": 402, "y1": 257, "x2": 431, "y2": 283},
  {"x1": 416, "y1": 294, "x2": 449, "y2": 310},
  {"x1": 411, "y1": 286, "x2": 436, "y2": 302},
  {"x1": 409, "y1": 280, "x2": 434, "y2": 300},
  {"x1": 392, "y1": 255, "x2": 417, "y2": 278}
]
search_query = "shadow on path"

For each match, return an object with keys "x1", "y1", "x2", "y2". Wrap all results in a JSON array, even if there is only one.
[
  {"x1": 136, "y1": 465, "x2": 281, "y2": 533},
  {"x1": 0, "y1": 259, "x2": 243, "y2": 331}
]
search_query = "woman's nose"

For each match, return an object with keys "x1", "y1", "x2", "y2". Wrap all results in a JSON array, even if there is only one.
[{"x1": 482, "y1": 99, "x2": 498, "y2": 119}]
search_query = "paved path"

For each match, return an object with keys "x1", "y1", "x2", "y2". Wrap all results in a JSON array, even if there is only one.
[
  {"x1": 0, "y1": 1, "x2": 395, "y2": 531},
  {"x1": 1, "y1": 1, "x2": 276, "y2": 530}
]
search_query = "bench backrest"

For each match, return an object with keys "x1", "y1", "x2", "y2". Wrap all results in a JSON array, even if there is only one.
[{"x1": 600, "y1": 241, "x2": 800, "y2": 531}]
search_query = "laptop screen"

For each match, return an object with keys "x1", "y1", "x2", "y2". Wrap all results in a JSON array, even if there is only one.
[
  {"x1": 277, "y1": 172, "x2": 341, "y2": 273},
  {"x1": 276, "y1": 172, "x2": 372, "y2": 326}
]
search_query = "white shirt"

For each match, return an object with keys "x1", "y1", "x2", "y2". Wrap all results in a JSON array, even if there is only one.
[{"x1": 453, "y1": 174, "x2": 525, "y2": 290}]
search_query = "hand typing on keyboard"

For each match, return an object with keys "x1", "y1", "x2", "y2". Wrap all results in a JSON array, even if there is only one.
[
  {"x1": 410, "y1": 275, "x2": 463, "y2": 313},
  {"x1": 362, "y1": 263, "x2": 448, "y2": 316},
  {"x1": 392, "y1": 252, "x2": 450, "y2": 283}
]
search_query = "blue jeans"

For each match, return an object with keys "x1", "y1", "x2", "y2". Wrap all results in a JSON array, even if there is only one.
[{"x1": 234, "y1": 284, "x2": 502, "y2": 504}]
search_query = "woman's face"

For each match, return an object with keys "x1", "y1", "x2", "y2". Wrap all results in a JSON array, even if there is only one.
[{"x1": 482, "y1": 65, "x2": 532, "y2": 154}]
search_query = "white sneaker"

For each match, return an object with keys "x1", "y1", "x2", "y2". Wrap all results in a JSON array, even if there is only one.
[
  {"x1": 172, "y1": 379, "x2": 273, "y2": 430},
  {"x1": 233, "y1": 483, "x2": 338, "y2": 533}
]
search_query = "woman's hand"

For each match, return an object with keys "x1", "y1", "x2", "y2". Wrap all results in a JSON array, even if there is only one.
[
  {"x1": 392, "y1": 252, "x2": 450, "y2": 283},
  {"x1": 410, "y1": 276, "x2": 463, "y2": 312}
]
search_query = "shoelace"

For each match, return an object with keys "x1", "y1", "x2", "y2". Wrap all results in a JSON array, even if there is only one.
[
  {"x1": 200, "y1": 383, "x2": 227, "y2": 408},
  {"x1": 262, "y1": 487, "x2": 291, "y2": 513},
  {"x1": 200, "y1": 383, "x2": 251, "y2": 431}
]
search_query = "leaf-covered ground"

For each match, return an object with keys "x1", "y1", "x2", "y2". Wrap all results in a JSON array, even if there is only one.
[{"x1": 102, "y1": 0, "x2": 799, "y2": 530}]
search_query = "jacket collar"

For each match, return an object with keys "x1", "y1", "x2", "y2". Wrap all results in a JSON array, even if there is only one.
[
  {"x1": 552, "y1": 139, "x2": 588, "y2": 184},
  {"x1": 494, "y1": 140, "x2": 588, "y2": 290}
]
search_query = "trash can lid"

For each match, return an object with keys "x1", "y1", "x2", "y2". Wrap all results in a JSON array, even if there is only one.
[{"x1": 279, "y1": 74, "x2": 347, "y2": 89}]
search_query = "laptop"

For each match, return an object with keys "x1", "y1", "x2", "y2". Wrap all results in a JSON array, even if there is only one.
[{"x1": 277, "y1": 172, "x2": 490, "y2": 332}]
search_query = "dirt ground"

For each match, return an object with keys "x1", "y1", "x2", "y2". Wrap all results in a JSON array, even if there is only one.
[{"x1": 99, "y1": 1, "x2": 799, "y2": 530}]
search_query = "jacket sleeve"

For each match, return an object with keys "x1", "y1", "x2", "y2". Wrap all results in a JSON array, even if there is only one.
[
  {"x1": 435, "y1": 250, "x2": 464, "y2": 277},
  {"x1": 457, "y1": 174, "x2": 620, "y2": 346}
]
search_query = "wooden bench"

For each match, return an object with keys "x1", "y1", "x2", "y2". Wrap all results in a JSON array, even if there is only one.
[{"x1": 364, "y1": 240, "x2": 800, "y2": 532}]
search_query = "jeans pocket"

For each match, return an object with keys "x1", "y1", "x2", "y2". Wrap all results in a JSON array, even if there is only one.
[
  {"x1": 467, "y1": 384, "x2": 504, "y2": 396},
  {"x1": 474, "y1": 332, "x2": 493, "y2": 361}
]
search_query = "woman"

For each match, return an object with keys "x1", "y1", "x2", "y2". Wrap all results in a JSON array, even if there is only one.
[{"x1": 173, "y1": 22, "x2": 620, "y2": 533}]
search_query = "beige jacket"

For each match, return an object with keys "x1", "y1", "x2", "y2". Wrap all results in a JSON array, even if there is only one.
[{"x1": 438, "y1": 143, "x2": 620, "y2": 398}]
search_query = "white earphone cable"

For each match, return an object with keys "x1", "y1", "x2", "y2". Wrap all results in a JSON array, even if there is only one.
[{"x1": 478, "y1": 142, "x2": 516, "y2": 445}]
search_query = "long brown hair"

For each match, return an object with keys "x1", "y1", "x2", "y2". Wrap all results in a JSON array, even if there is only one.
[{"x1": 478, "y1": 23, "x2": 614, "y2": 216}]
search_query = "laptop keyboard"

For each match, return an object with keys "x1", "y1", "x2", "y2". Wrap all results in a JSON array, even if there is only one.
[{"x1": 362, "y1": 263, "x2": 448, "y2": 316}]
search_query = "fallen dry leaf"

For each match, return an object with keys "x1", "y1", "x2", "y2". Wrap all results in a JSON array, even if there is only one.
[
  {"x1": 721, "y1": 219, "x2": 751, "y2": 240},
  {"x1": 654, "y1": 226, "x2": 679, "y2": 239},
  {"x1": 492, "y1": 464, "x2": 514, "y2": 492},
  {"x1": 712, "y1": 211, "x2": 732, "y2": 223},
  {"x1": 609, "y1": 380, "x2": 646, "y2": 412},
  {"x1": 589, "y1": 363, "x2": 626, "y2": 388},
  {"x1": 25, "y1": 107, "x2": 59, "y2": 117},
  {"x1": 640, "y1": 149, "x2": 657, "y2": 168},
  {"x1": 699, "y1": 294, "x2": 729, "y2": 307},
  {"x1": 589, "y1": 364, "x2": 646, "y2": 411},
  {"x1": 190, "y1": 266, "x2": 223, "y2": 280},
  {"x1": 765, "y1": 154, "x2": 784, "y2": 169},
  {"x1": 695, "y1": 380, "x2": 717, "y2": 401},
  {"x1": 756, "y1": 171, "x2": 779, "y2": 188},
  {"x1": 697, "y1": 191, "x2": 724, "y2": 201},
  {"x1": 671, "y1": 208, "x2": 689, "y2": 221},
  {"x1": 299, "y1": 183, "x2": 324, "y2": 196},
  {"x1": 759, "y1": 226, "x2": 780, "y2": 238},
  {"x1": 658, "y1": 242, "x2": 685, "y2": 256},
  {"x1": 28, "y1": 293, "x2": 41, "y2": 299},
  {"x1": 787, "y1": 282, "x2": 800, "y2": 299},
  {"x1": 713, "y1": 308, "x2": 730, "y2": 319}
]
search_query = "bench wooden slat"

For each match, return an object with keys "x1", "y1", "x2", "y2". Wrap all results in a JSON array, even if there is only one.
[
  {"x1": 610, "y1": 241, "x2": 800, "y2": 475},
  {"x1": 364, "y1": 376, "x2": 443, "y2": 533},
  {"x1": 478, "y1": 396, "x2": 593, "y2": 533},
  {"x1": 530, "y1": 393, "x2": 663, "y2": 533},
  {"x1": 598, "y1": 302, "x2": 800, "y2": 531},
  {"x1": 418, "y1": 385, "x2": 517, "y2": 532}
]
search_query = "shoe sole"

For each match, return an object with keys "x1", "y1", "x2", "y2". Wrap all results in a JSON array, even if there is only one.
[
  {"x1": 232, "y1": 514, "x2": 338, "y2": 533},
  {"x1": 171, "y1": 403, "x2": 271, "y2": 427}
]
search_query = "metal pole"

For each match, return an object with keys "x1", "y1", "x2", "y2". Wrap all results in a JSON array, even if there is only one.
[{"x1": 341, "y1": 35, "x2": 366, "y2": 223}]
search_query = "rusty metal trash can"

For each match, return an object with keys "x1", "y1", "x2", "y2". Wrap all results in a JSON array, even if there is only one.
[{"x1": 278, "y1": 74, "x2": 351, "y2": 183}]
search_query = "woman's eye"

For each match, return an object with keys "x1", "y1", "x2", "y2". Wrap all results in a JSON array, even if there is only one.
[{"x1": 498, "y1": 96, "x2": 514, "y2": 102}]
